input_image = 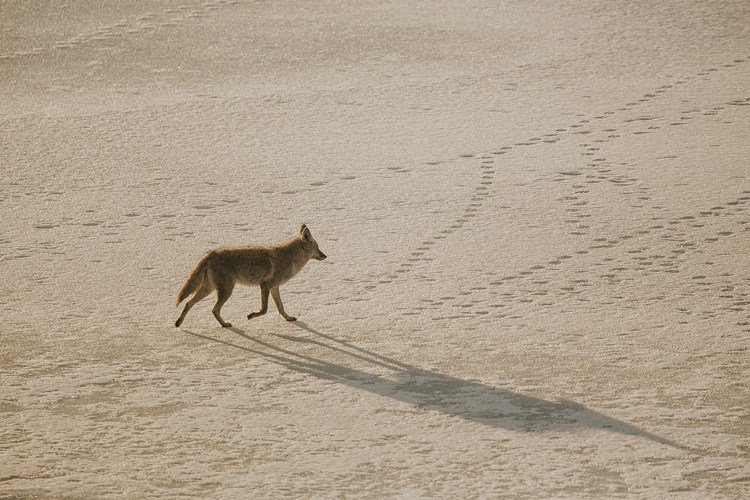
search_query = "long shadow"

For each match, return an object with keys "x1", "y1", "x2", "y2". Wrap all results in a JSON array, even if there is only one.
[{"x1": 182, "y1": 322, "x2": 688, "y2": 451}]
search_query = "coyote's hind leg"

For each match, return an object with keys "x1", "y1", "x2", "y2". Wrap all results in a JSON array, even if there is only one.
[
  {"x1": 175, "y1": 284, "x2": 212, "y2": 327},
  {"x1": 212, "y1": 283, "x2": 234, "y2": 328},
  {"x1": 248, "y1": 284, "x2": 270, "y2": 320}
]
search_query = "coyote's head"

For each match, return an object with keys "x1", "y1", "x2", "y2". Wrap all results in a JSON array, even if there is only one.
[{"x1": 299, "y1": 224, "x2": 327, "y2": 260}]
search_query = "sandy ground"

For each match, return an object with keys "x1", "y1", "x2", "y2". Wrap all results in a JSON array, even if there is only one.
[{"x1": 2, "y1": 0, "x2": 749, "y2": 497}]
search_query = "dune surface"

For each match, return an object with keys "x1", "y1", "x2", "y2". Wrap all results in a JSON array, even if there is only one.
[{"x1": 2, "y1": 0, "x2": 749, "y2": 497}]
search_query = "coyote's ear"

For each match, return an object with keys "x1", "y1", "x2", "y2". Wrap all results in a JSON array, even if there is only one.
[{"x1": 300, "y1": 225, "x2": 311, "y2": 241}]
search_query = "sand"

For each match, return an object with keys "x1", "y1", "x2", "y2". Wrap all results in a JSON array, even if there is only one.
[{"x1": 1, "y1": 0, "x2": 749, "y2": 497}]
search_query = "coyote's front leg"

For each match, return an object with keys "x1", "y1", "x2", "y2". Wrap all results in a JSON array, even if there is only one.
[
  {"x1": 271, "y1": 286, "x2": 296, "y2": 321},
  {"x1": 247, "y1": 285, "x2": 269, "y2": 320}
]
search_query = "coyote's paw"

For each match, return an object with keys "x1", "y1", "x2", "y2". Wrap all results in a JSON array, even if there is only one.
[
  {"x1": 221, "y1": 322, "x2": 232, "y2": 328},
  {"x1": 285, "y1": 316, "x2": 297, "y2": 322}
]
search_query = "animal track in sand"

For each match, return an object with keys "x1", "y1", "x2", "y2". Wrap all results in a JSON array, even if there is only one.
[
  {"x1": 373, "y1": 56, "x2": 748, "y2": 294},
  {"x1": 0, "y1": 0, "x2": 242, "y2": 60},
  {"x1": 431, "y1": 190, "x2": 750, "y2": 321},
  {"x1": 378, "y1": 56, "x2": 749, "y2": 320}
]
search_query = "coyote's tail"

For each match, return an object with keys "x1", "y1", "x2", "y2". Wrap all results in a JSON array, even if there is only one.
[{"x1": 176, "y1": 253, "x2": 210, "y2": 305}]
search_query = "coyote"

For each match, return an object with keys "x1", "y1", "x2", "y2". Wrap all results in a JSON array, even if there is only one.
[{"x1": 175, "y1": 225, "x2": 327, "y2": 328}]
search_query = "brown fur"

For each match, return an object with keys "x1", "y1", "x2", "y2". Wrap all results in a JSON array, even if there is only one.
[{"x1": 175, "y1": 225, "x2": 326, "y2": 328}]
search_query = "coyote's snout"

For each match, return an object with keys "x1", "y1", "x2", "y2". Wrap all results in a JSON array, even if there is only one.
[{"x1": 175, "y1": 225, "x2": 326, "y2": 328}]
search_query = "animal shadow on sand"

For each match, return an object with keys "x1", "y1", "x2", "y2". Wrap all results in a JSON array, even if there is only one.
[{"x1": 183, "y1": 322, "x2": 687, "y2": 451}]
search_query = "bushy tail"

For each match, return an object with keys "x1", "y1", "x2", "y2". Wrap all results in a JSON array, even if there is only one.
[{"x1": 176, "y1": 253, "x2": 210, "y2": 305}]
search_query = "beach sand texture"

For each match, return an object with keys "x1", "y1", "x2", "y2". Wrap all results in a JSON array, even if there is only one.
[{"x1": 1, "y1": 0, "x2": 749, "y2": 497}]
